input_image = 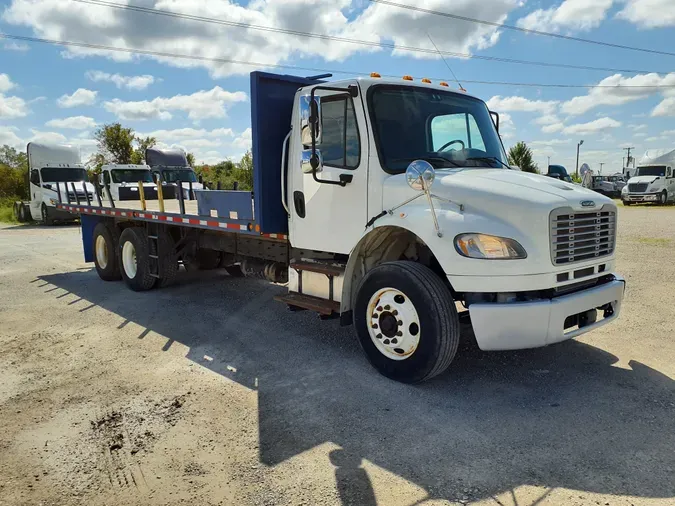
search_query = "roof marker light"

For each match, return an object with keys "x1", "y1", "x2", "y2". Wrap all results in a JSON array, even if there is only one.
[
  {"x1": 402, "y1": 75, "x2": 413, "y2": 81},
  {"x1": 439, "y1": 82, "x2": 449, "y2": 87},
  {"x1": 370, "y1": 72, "x2": 381, "y2": 78},
  {"x1": 421, "y1": 78, "x2": 431, "y2": 84}
]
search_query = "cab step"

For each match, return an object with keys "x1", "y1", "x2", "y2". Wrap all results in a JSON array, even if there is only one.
[{"x1": 274, "y1": 292, "x2": 340, "y2": 315}]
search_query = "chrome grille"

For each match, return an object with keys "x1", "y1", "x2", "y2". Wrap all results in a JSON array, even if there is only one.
[
  {"x1": 628, "y1": 183, "x2": 648, "y2": 193},
  {"x1": 550, "y1": 205, "x2": 616, "y2": 265}
]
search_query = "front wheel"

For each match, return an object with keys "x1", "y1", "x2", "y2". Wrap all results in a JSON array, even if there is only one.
[
  {"x1": 660, "y1": 191, "x2": 668, "y2": 205},
  {"x1": 41, "y1": 204, "x2": 54, "y2": 226},
  {"x1": 354, "y1": 261, "x2": 460, "y2": 383}
]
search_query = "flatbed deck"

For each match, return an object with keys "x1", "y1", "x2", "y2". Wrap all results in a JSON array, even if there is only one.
[{"x1": 56, "y1": 200, "x2": 288, "y2": 241}]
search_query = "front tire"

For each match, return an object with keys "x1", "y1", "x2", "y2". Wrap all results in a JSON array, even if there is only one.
[
  {"x1": 354, "y1": 261, "x2": 460, "y2": 383},
  {"x1": 118, "y1": 227, "x2": 156, "y2": 292},
  {"x1": 660, "y1": 191, "x2": 668, "y2": 205},
  {"x1": 41, "y1": 204, "x2": 54, "y2": 226},
  {"x1": 93, "y1": 222, "x2": 122, "y2": 281}
]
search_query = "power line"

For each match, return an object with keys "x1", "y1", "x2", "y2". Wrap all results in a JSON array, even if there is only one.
[
  {"x1": 68, "y1": 0, "x2": 671, "y2": 76},
  {"x1": 3, "y1": 32, "x2": 675, "y2": 90},
  {"x1": 370, "y1": 0, "x2": 675, "y2": 58}
]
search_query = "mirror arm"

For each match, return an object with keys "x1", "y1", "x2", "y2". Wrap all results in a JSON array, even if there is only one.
[{"x1": 309, "y1": 85, "x2": 359, "y2": 187}]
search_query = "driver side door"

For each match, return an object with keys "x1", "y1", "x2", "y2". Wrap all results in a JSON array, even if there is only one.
[{"x1": 289, "y1": 83, "x2": 369, "y2": 254}]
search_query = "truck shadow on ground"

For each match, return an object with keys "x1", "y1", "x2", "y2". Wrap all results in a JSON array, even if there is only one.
[{"x1": 38, "y1": 269, "x2": 675, "y2": 505}]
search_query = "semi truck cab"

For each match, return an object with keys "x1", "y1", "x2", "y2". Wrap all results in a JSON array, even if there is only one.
[{"x1": 100, "y1": 164, "x2": 158, "y2": 202}]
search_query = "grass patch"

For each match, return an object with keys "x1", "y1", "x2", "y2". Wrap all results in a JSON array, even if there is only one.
[
  {"x1": 0, "y1": 205, "x2": 18, "y2": 224},
  {"x1": 635, "y1": 237, "x2": 673, "y2": 247}
]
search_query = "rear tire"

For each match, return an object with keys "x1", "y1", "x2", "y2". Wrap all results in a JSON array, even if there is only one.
[
  {"x1": 118, "y1": 227, "x2": 156, "y2": 292},
  {"x1": 93, "y1": 222, "x2": 122, "y2": 281},
  {"x1": 156, "y1": 229, "x2": 178, "y2": 288},
  {"x1": 353, "y1": 261, "x2": 460, "y2": 383}
]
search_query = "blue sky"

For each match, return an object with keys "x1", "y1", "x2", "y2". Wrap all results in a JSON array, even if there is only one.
[{"x1": 1, "y1": 0, "x2": 674, "y2": 172}]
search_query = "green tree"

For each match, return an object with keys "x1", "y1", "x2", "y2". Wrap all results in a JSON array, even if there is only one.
[
  {"x1": 0, "y1": 145, "x2": 29, "y2": 200},
  {"x1": 131, "y1": 136, "x2": 157, "y2": 165},
  {"x1": 186, "y1": 152, "x2": 196, "y2": 167},
  {"x1": 235, "y1": 151, "x2": 254, "y2": 190},
  {"x1": 92, "y1": 123, "x2": 135, "y2": 166},
  {"x1": 0, "y1": 145, "x2": 28, "y2": 173},
  {"x1": 507, "y1": 142, "x2": 539, "y2": 174}
]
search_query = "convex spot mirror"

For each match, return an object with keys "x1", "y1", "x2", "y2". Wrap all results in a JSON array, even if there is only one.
[
  {"x1": 406, "y1": 160, "x2": 436, "y2": 191},
  {"x1": 301, "y1": 149, "x2": 323, "y2": 174}
]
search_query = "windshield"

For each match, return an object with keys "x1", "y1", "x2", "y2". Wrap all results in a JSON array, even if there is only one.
[
  {"x1": 548, "y1": 165, "x2": 568, "y2": 176},
  {"x1": 41, "y1": 167, "x2": 87, "y2": 183},
  {"x1": 368, "y1": 85, "x2": 507, "y2": 173},
  {"x1": 111, "y1": 169, "x2": 153, "y2": 183},
  {"x1": 161, "y1": 169, "x2": 198, "y2": 183},
  {"x1": 636, "y1": 166, "x2": 666, "y2": 177}
]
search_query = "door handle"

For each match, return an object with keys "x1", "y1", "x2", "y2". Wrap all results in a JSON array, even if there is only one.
[
  {"x1": 293, "y1": 191, "x2": 306, "y2": 218},
  {"x1": 339, "y1": 174, "x2": 353, "y2": 186}
]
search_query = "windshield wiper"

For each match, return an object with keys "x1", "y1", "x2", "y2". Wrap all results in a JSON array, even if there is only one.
[
  {"x1": 390, "y1": 156, "x2": 461, "y2": 168},
  {"x1": 466, "y1": 156, "x2": 511, "y2": 169}
]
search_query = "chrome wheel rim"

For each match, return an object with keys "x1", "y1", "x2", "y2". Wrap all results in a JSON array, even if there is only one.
[
  {"x1": 367, "y1": 287, "x2": 421, "y2": 361},
  {"x1": 95, "y1": 235, "x2": 109, "y2": 269},
  {"x1": 122, "y1": 241, "x2": 137, "y2": 279}
]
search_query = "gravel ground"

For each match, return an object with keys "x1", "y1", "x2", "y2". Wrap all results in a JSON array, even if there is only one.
[{"x1": 0, "y1": 206, "x2": 673, "y2": 506}]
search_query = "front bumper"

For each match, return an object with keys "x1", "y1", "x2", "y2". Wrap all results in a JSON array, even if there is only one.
[
  {"x1": 468, "y1": 275, "x2": 625, "y2": 351},
  {"x1": 623, "y1": 193, "x2": 659, "y2": 202}
]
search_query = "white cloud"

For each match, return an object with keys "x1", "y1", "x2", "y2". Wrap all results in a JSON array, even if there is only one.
[
  {"x1": 634, "y1": 132, "x2": 648, "y2": 138},
  {"x1": 103, "y1": 87, "x2": 247, "y2": 121},
  {"x1": 0, "y1": 126, "x2": 23, "y2": 148},
  {"x1": 542, "y1": 123, "x2": 564, "y2": 133},
  {"x1": 28, "y1": 129, "x2": 69, "y2": 144},
  {"x1": 0, "y1": 94, "x2": 28, "y2": 119},
  {"x1": 86, "y1": 70, "x2": 156, "y2": 90},
  {"x1": 652, "y1": 97, "x2": 675, "y2": 117},
  {"x1": 3, "y1": 41, "x2": 29, "y2": 51},
  {"x1": 528, "y1": 138, "x2": 572, "y2": 147},
  {"x1": 46, "y1": 116, "x2": 97, "y2": 130},
  {"x1": 533, "y1": 114, "x2": 562, "y2": 127},
  {"x1": 517, "y1": 0, "x2": 613, "y2": 32},
  {"x1": 617, "y1": 0, "x2": 675, "y2": 28},
  {"x1": 0, "y1": 73, "x2": 15, "y2": 93},
  {"x1": 57, "y1": 88, "x2": 98, "y2": 108},
  {"x1": 562, "y1": 117, "x2": 621, "y2": 135},
  {"x1": 487, "y1": 96, "x2": 558, "y2": 114},
  {"x1": 2, "y1": 0, "x2": 520, "y2": 78},
  {"x1": 561, "y1": 73, "x2": 675, "y2": 115},
  {"x1": 139, "y1": 127, "x2": 235, "y2": 141},
  {"x1": 232, "y1": 128, "x2": 253, "y2": 149},
  {"x1": 628, "y1": 124, "x2": 647, "y2": 131}
]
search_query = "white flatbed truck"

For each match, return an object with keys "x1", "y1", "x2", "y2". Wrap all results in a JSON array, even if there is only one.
[{"x1": 58, "y1": 72, "x2": 625, "y2": 383}]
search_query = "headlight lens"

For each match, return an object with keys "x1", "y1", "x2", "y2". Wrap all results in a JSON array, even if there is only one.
[
  {"x1": 621, "y1": 186, "x2": 628, "y2": 193},
  {"x1": 455, "y1": 234, "x2": 527, "y2": 260},
  {"x1": 49, "y1": 198, "x2": 58, "y2": 205}
]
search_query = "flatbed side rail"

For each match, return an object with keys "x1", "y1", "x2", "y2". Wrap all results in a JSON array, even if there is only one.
[{"x1": 56, "y1": 203, "x2": 288, "y2": 241}]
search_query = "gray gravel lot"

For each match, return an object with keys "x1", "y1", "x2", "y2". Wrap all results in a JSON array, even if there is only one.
[{"x1": 0, "y1": 206, "x2": 673, "y2": 506}]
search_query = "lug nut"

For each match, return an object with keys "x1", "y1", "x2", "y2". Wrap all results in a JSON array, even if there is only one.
[
  {"x1": 383, "y1": 339, "x2": 390, "y2": 345},
  {"x1": 396, "y1": 331, "x2": 403, "y2": 337},
  {"x1": 384, "y1": 305, "x2": 391, "y2": 310},
  {"x1": 391, "y1": 338, "x2": 398, "y2": 344},
  {"x1": 372, "y1": 324, "x2": 378, "y2": 329},
  {"x1": 376, "y1": 333, "x2": 382, "y2": 339},
  {"x1": 397, "y1": 320, "x2": 403, "y2": 326}
]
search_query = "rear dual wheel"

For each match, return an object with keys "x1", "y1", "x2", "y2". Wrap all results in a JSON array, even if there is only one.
[{"x1": 93, "y1": 222, "x2": 122, "y2": 281}]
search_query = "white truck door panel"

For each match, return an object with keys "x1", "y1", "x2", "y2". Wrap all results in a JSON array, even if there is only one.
[
  {"x1": 29, "y1": 169, "x2": 42, "y2": 220},
  {"x1": 290, "y1": 83, "x2": 368, "y2": 254}
]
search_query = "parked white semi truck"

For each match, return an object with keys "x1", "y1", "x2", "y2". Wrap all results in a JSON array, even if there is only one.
[
  {"x1": 14, "y1": 143, "x2": 95, "y2": 225},
  {"x1": 100, "y1": 164, "x2": 158, "y2": 202},
  {"x1": 621, "y1": 149, "x2": 675, "y2": 205},
  {"x1": 58, "y1": 72, "x2": 625, "y2": 383}
]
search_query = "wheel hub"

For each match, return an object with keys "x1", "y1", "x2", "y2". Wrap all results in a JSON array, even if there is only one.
[
  {"x1": 367, "y1": 287, "x2": 421, "y2": 361},
  {"x1": 95, "y1": 235, "x2": 109, "y2": 269}
]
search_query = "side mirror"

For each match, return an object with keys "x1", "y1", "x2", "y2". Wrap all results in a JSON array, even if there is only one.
[
  {"x1": 300, "y1": 95, "x2": 321, "y2": 147},
  {"x1": 406, "y1": 160, "x2": 436, "y2": 191},
  {"x1": 301, "y1": 149, "x2": 323, "y2": 174}
]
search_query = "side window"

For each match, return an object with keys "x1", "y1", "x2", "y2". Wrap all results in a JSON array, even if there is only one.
[
  {"x1": 318, "y1": 96, "x2": 360, "y2": 169},
  {"x1": 431, "y1": 113, "x2": 486, "y2": 152},
  {"x1": 30, "y1": 169, "x2": 40, "y2": 186}
]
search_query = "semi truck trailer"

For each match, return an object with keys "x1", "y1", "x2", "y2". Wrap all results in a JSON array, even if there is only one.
[{"x1": 57, "y1": 71, "x2": 625, "y2": 383}]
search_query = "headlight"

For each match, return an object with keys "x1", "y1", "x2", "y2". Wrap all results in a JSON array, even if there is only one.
[
  {"x1": 49, "y1": 198, "x2": 58, "y2": 205},
  {"x1": 455, "y1": 234, "x2": 527, "y2": 260},
  {"x1": 621, "y1": 186, "x2": 628, "y2": 193}
]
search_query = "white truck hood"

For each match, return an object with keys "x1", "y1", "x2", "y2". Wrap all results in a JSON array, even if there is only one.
[
  {"x1": 627, "y1": 176, "x2": 659, "y2": 184},
  {"x1": 44, "y1": 181, "x2": 94, "y2": 192}
]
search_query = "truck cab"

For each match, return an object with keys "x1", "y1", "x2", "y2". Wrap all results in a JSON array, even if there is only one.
[
  {"x1": 100, "y1": 164, "x2": 157, "y2": 201},
  {"x1": 547, "y1": 164, "x2": 572, "y2": 182},
  {"x1": 145, "y1": 147, "x2": 204, "y2": 198},
  {"x1": 27, "y1": 142, "x2": 94, "y2": 225},
  {"x1": 622, "y1": 155, "x2": 675, "y2": 205}
]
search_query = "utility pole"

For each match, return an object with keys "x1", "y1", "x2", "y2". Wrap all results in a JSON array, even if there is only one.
[
  {"x1": 599, "y1": 162, "x2": 605, "y2": 174},
  {"x1": 623, "y1": 147, "x2": 634, "y2": 169},
  {"x1": 576, "y1": 140, "x2": 584, "y2": 177},
  {"x1": 547, "y1": 156, "x2": 551, "y2": 167}
]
